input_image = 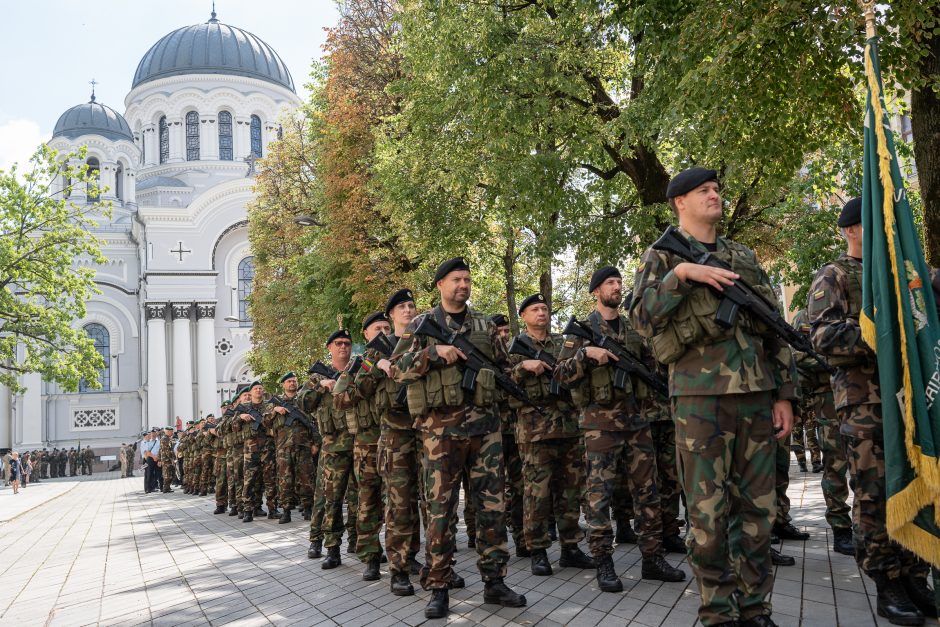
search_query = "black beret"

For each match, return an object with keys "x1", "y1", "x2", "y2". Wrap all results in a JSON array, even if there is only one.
[
  {"x1": 384, "y1": 288, "x2": 415, "y2": 317},
  {"x1": 163, "y1": 425, "x2": 173, "y2": 431},
  {"x1": 151, "y1": 427, "x2": 160, "y2": 432},
  {"x1": 666, "y1": 167, "x2": 720, "y2": 199},
  {"x1": 589, "y1": 266, "x2": 622, "y2": 293},
  {"x1": 326, "y1": 329, "x2": 352, "y2": 346},
  {"x1": 518, "y1": 293, "x2": 547, "y2": 315},
  {"x1": 248, "y1": 380, "x2": 263, "y2": 391},
  {"x1": 490, "y1": 314, "x2": 509, "y2": 327},
  {"x1": 235, "y1": 385, "x2": 250, "y2": 397},
  {"x1": 838, "y1": 197, "x2": 862, "y2": 228},
  {"x1": 433, "y1": 257, "x2": 470, "y2": 284},
  {"x1": 279, "y1": 372, "x2": 297, "y2": 383},
  {"x1": 206, "y1": 413, "x2": 215, "y2": 419},
  {"x1": 362, "y1": 311, "x2": 388, "y2": 331}
]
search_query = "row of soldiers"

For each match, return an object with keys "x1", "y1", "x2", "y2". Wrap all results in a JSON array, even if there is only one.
[
  {"x1": 171, "y1": 167, "x2": 936, "y2": 626},
  {"x1": 24, "y1": 446, "x2": 95, "y2": 479}
]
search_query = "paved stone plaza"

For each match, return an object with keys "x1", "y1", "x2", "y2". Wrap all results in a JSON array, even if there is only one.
[{"x1": 0, "y1": 462, "x2": 900, "y2": 626}]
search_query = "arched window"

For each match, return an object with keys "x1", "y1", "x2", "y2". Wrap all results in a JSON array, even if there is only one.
[
  {"x1": 86, "y1": 157, "x2": 100, "y2": 201},
  {"x1": 237, "y1": 256, "x2": 255, "y2": 327},
  {"x1": 159, "y1": 116, "x2": 169, "y2": 164},
  {"x1": 250, "y1": 115, "x2": 262, "y2": 158},
  {"x1": 218, "y1": 111, "x2": 233, "y2": 161},
  {"x1": 185, "y1": 111, "x2": 200, "y2": 161},
  {"x1": 79, "y1": 323, "x2": 110, "y2": 392},
  {"x1": 115, "y1": 162, "x2": 123, "y2": 201}
]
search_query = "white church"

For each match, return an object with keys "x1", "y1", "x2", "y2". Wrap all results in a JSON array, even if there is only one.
[{"x1": 0, "y1": 10, "x2": 301, "y2": 454}]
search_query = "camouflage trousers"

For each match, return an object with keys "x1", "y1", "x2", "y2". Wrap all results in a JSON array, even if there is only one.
[
  {"x1": 200, "y1": 450, "x2": 214, "y2": 492},
  {"x1": 226, "y1": 446, "x2": 244, "y2": 510},
  {"x1": 379, "y1": 428, "x2": 425, "y2": 575},
  {"x1": 774, "y1": 433, "x2": 793, "y2": 526},
  {"x1": 421, "y1": 430, "x2": 509, "y2": 589},
  {"x1": 214, "y1": 450, "x2": 228, "y2": 507},
  {"x1": 814, "y1": 391, "x2": 851, "y2": 531},
  {"x1": 792, "y1": 407, "x2": 821, "y2": 465},
  {"x1": 321, "y1": 449, "x2": 360, "y2": 548},
  {"x1": 839, "y1": 403, "x2": 928, "y2": 579},
  {"x1": 673, "y1": 392, "x2": 776, "y2": 626},
  {"x1": 503, "y1": 432, "x2": 524, "y2": 545},
  {"x1": 276, "y1": 442, "x2": 314, "y2": 510},
  {"x1": 651, "y1": 420, "x2": 682, "y2": 537},
  {"x1": 520, "y1": 436, "x2": 584, "y2": 550},
  {"x1": 460, "y1": 472, "x2": 476, "y2": 539},
  {"x1": 161, "y1": 460, "x2": 174, "y2": 491},
  {"x1": 262, "y1": 440, "x2": 277, "y2": 508},
  {"x1": 583, "y1": 427, "x2": 662, "y2": 559},
  {"x1": 353, "y1": 433, "x2": 384, "y2": 561},
  {"x1": 190, "y1": 455, "x2": 203, "y2": 491},
  {"x1": 309, "y1": 452, "x2": 326, "y2": 542}
]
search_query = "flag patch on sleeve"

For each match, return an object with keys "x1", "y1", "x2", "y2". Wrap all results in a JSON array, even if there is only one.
[
  {"x1": 564, "y1": 340, "x2": 575, "y2": 348},
  {"x1": 813, "y1": 290, "x2": 826, "y2": 301}
]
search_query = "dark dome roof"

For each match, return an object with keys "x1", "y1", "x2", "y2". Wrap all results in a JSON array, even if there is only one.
[
  {"x1": 132, "y1": 13, "x2": 294, "y2": 92},
  {"x1": 52, "y1": 97, "x2": 134, "y2": 142}
]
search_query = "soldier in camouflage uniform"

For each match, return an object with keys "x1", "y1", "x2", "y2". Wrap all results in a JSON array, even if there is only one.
[
  {"x1": 792, "y1": 308, "x2": 852, "y2": 556},
  {"x1": 212, "y1": 401, "x2": 233, "y2": 514},
  {"x1": 265, "y1": 373, "x2": 319, "y2": 524},
  {"x1": 631, "y1": 167, "x2": 796, "y2": 627},
  {"x1": 372, "y1": 289, "x2": 425, "y2": 596},
  {"x1": 239, "y1": 381, "x2": 271, "y2": 522},
  {"x1": 57, "y1": 449, "x2": 67, "y2": 477},
  {"x1": 509, "y1": 293, "x2": 595, "y2": 576},
  {"x1": 305, "y1": 330, "x2": 359, "y2": 569},
  {"x1": 50, "y1": 449, "x2": 59, "y2": 478},
  {"x1": 199, "y1": 415, "x2": 217, "y2": 496},
  {"x1": 227, "y1": 389, "x2": 250, "y2": 517},
  {"x1": 392, "y1": 258, "x2": 526, "y2": 619},
  {"x1": 261, "y1": 412, "x2": 280, "y2": 519},
  {"x1": 68, "y1": 448, "x2": 78, "y2": 477},
  {"x1": 808, "y1": 197, "x2": 933, "y2": 623},
  {"x1": 556, "y1": 266, "x2": 684, "y2": 593},
  {"x1": 790, "y1": 405, "x2": 821, "y2": 473},
  {"x1": 159, "y1": 426, "x2": 175, "y2": 492},
  {"x1": 83, "y1": 446, "x2": 95, "y2": 475},
  {"x1": 187, "y1": 422, "x2": 202, "y2": 493}
]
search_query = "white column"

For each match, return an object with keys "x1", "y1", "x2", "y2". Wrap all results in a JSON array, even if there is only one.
[
  {"x1": 202, "y1": 115, "x2": 219, "y2": 160},
  {"x1": 195, "y1": 303, "x2": 218, "y2": 418},
  {"x1": 19, "y1": 372, "x2": 43, "y2": 447},
  {"x1": 100, "y1": 162, "x2": 117, "y2": 200},
  {"x1": 0, "y1": 383, "x2": 12, "y2": 449},
  {"x1": 168, "y1": 116, "x2": 184, "y2": 162},
  {"x1": 235, "y1": 116, "x2": 251, "y2": 160},
  {"x1": 143, "y1": 124, "x2": 157, "y2": 166},
  {"x1": 146, "y1": 303, "x2": 168, "y2": 430},
  {"x1": 171, "y1": 303, "x2": 194, "y2": 422}
]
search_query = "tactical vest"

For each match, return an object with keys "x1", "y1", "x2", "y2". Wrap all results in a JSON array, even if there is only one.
[
  {"x1": 568, "y1": 314, "x2": 644, "y2": 408},
  {"x1": 315, "y1": 394, "x2": 349, "y2": 436},
  {"x1": 650, "y1": 238, "x2": 777, "y2": 365},
  {"x1": 240, "y1": 403, "x2": 267, "y2": 440},
  {"x1": 406, "y1": 308, "x2": 497, "y2": 417},
  {"x1": 823, "y1": 256, "x2": 866, "y2": 368},
  {"x1": 508, "y1": 333, "x2": 570, "y2": 410}
]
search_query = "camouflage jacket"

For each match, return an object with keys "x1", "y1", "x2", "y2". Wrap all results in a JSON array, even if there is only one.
[
  {"x1": 334, "y1": 352, "x2": 381, "y2": 442},
  {"x1": 360, "y1": 337, "x2": 413, "y2": 431},
  {"x1": 392, "y1": 305, "x2": 510, "y2": 438},
  {"x1": 159, "y1": 434, "x2": 174, "y2": 464},
  {"x1": 262, "y1": 393, "x2": 319, "y2": 448},
  {"x1": 791, "y1": 308, "x2": 831, "y2": 397},
  {"x1": 300, "y1": 372, "x2": 353, "y2": 453},
  {"x1": 555, "y1": 310, "x2": 648, "y2": 432},
  {"x1": 508, "y1": 330, "x2": 580, "y2": 442},
  {"x1": 807, "y1": 253, "x2": 879, "y2": 410},
  {"x1": 630, "y1": 231, "x2": 797, "y2": 400}
]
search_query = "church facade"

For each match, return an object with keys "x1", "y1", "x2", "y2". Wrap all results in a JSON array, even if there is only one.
[{"x1": 0, "y1": 11, "x2": 300, "y2": 454}]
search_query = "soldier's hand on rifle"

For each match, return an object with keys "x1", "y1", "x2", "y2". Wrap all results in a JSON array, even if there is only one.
[
  {"x1": 320, "y1": 379, "x2": 336, "y2": 392},
  {"x1": 520, "y1": 359, "x2": 547, "y2": 375},
  {"x1": 377, "y1": 358, "x2": 393, "y2": 376},
  {"x1": 435, "y1": 345, "x2": 466, "y2": 364},
  {"x1": 584, "y1": 346, "x2": 618, "y2": 365},
  {"x1": 273, "y1": 406, "x2": 288, "y2": 415},
  {"x1": 311, "y1": 444, "x2": 319, "y2": 456},
  {"x1": 240, "y1": 413, "x2": 253, "y2": 421},
  {"x1": 772, "y1": 399, "x2": 794, "y2": 440},
  {"x1": 674, "y1": 263, "x2": 739, "y2": 291}
]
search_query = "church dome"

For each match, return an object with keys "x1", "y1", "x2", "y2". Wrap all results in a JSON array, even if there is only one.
[
  {"x1": 52, "y1": 96, "x2": 135, "y2": 142},
  {"x1": 132, "y1": 11, "x2": 295, "y2": 92}
]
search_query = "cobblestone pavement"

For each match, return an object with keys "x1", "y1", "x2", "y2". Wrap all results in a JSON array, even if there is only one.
[{"x1": 0, "y1": 461, "x2": 904, "y2": 626}]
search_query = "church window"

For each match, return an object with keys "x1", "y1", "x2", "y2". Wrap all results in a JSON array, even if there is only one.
[
  {"x1": 238, "y1": 256, "x2": 255, "y2": 327},
  {"x1": 250, "y1": 115, "x2": 262, "y2": 158},
  {"x1": 115, "y1": 162, "x2": 123, "y2": 201},
  {"x1": 159, "y1": 116, "x2": 169, "y2": 164},
  {"x1": 218, "y1": 111, "x2": 233, "y2": 161},
  {"x1": 86, "y1": 157, "x2": 100, "y2": 202},
  {"x1": 186, "y1": 111, "x2": 200, "y2": 161},
  {"x1": 79, "y1": 323, "x2": 110, "y2": 393}
]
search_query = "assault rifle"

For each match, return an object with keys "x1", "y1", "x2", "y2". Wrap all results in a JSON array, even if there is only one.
[
  {"x1": 308, "y1": 360, "x2": 339, "y2": 380},
  {"x1": 507, "y1": 335, "x2": 566, "y2": 399},
  {"x1": 269, "y1": 395, "x2": 315, "y2": 431},
  {"x1": 562, "y1": 316, "x2": 670, "y2": 398},
  {"x1": 651, "y1": 225, "x2": 835, "y2": 374},
  {"x1": 412, "y1": 315, "x2": 545, "y2": 416},
  {"x1": 234, "y1": 402, "x2": 265, "y2": 433},
  {"x1": 365, "y1": 333, "x2": 408, "y2": 406}
]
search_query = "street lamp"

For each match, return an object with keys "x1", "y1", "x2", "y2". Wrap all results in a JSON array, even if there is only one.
[
  {"x1": 293, "y1": 214, "x2": 317, "y2": 227},
  {"x1": 224, "y1": 315, "x2": 249, "y2": 323}
]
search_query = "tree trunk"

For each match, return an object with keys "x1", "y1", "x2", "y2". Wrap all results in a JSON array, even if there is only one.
[
  {"x1": 910, "y1": 18, "x2": 940, "y2": 267},
  {"x1": 539, "y1": 269, "x2": 553, "y2": 316},
  {"x1": 503, "y1": 236, "x2": 519, "y2": 334}
]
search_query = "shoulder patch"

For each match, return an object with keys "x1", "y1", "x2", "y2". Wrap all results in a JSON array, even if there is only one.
[
  {"x1": 362, "y1": 360, "x2": 373, "y2": 372},
  {"x1": 813, "y1": 290, "x2": 826, "y2": 301},
  {"x1": 637, "y1": 262, "x2": 646, "y2": 274},
  {"x1": 564, "y1": 339, "x2": 575, "y2": 348},
  {"x1": 401, "y1": 333, "x2": 411, "y2": 339}
]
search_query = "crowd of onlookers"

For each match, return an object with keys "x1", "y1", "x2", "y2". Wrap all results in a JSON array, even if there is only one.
[
  {"x1": 1, "y1": 451, "x2": 33, "y2": 494},
  {"x1": 1, "y1": 447, "x2": 98, "y2": 495}
]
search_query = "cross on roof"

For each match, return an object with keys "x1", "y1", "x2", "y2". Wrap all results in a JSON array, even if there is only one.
[{"x1": 89, "y1": 78, "x2": 98, "y2": 102}]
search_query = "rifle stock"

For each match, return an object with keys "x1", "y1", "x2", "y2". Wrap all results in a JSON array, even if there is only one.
[{"x1": 507, "y1": 335, "x2": 565, "y2": 398}]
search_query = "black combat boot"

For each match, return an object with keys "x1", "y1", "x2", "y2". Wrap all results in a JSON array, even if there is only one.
[
  {"x1": 303, "y1": 506, "x2": 312, "y2": 521},
  {"x1": 773, "y1": 522, "x2": 810, "y2": 541},
  {"x1": 515, "y1": 538, "x2": 531, "y2": 558},
  {"x1": 228, "y1": 507, "x2": 239, "y2": 517},
  {"x1": 448, "y1": 572, "x2": 465, "y2": 589},
  {"x1": 595, "y1": 554, "x2": 623, "y2": 592},
  {"x1": 812, "y1": 461, "x2": 823, "y2": 473},
  {"x1": 662, "y1": 534, "x2": 687, "y2": 554},
  {"x1": 307, "y1": 540, "x2": 323, "y2": 559},
  {"x1": 267, "y1": 507, "x2": 280, "y2": 519},
  {"x1": 547, "y1": 518, "x2": 558, "y2": 542},
  {"x1": 407, "y1": 554, "x2": 423, "y2": 575},
  {"x1": 279, "y1": 509, "x2": 291, "y2": 524},
  {"x1": 322, "y1": 545, "x2": 342, "y2": 570},
  {"x1": 425, "y1": 589, "x2": 449, "y2": 619},
  {"x1": 641, "y1": 554, "x2": 686, "y2": 582},
  {"x1": 199, "y1": 489, "x2": 207, "y2": 496},
  {"x1": 241, "y1": 510, "x2": 254, "y2": 523},
  {"x1": 873, "y1": 573, "x2": 924, "y2": 626},
  {"x1": 483, "y1": 578, "x2": 527, "y2": 607},
  {"x1": 770, "y1": 547, "x2": 795, "y2": 566},
  {"x1": 254, "y1": 506, "x2": 266, "y2": 517},
  {"x1": 798, "y1": 459, "x2": 808, "y2": 473},
  {"x1": 213, "y1": 505, "x2": 226, "y2": 515},
  {"x1": 615, "y1": 522, "x2": 638, "y2": 544},
  {"x1": 467, "y1": 533, "x2": 476, "y2": 549},
  {"x1": 530, "y1": 549, "x2": 552, "y2": 576},
  {"x1": 390, "y1": 571, "x2": 414, "y2": 596},
  {"x1": 558, "y1": 545, "x2": 595, "y2": 569},
  {"x1": 347, "y1": 537, "x2": 357, "y2": 554},
  {"x1": 902, "y1": 575, "x2": 938, "y2": 619},
  {"x1": 832, "y1": 528, "x2": 854, "y2": 555},
  {"x1": 362, "y1": 555, "x2": 381, "y2": 581}
]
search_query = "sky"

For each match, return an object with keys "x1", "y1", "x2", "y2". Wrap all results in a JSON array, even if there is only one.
[{"x1": 0, "y1": 0, "x2": 340, "y2": 171}]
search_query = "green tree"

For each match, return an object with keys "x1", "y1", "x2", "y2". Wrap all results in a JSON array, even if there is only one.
[{"x1": 0, "y1": 145, "x2": 108, "y2": 392}]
